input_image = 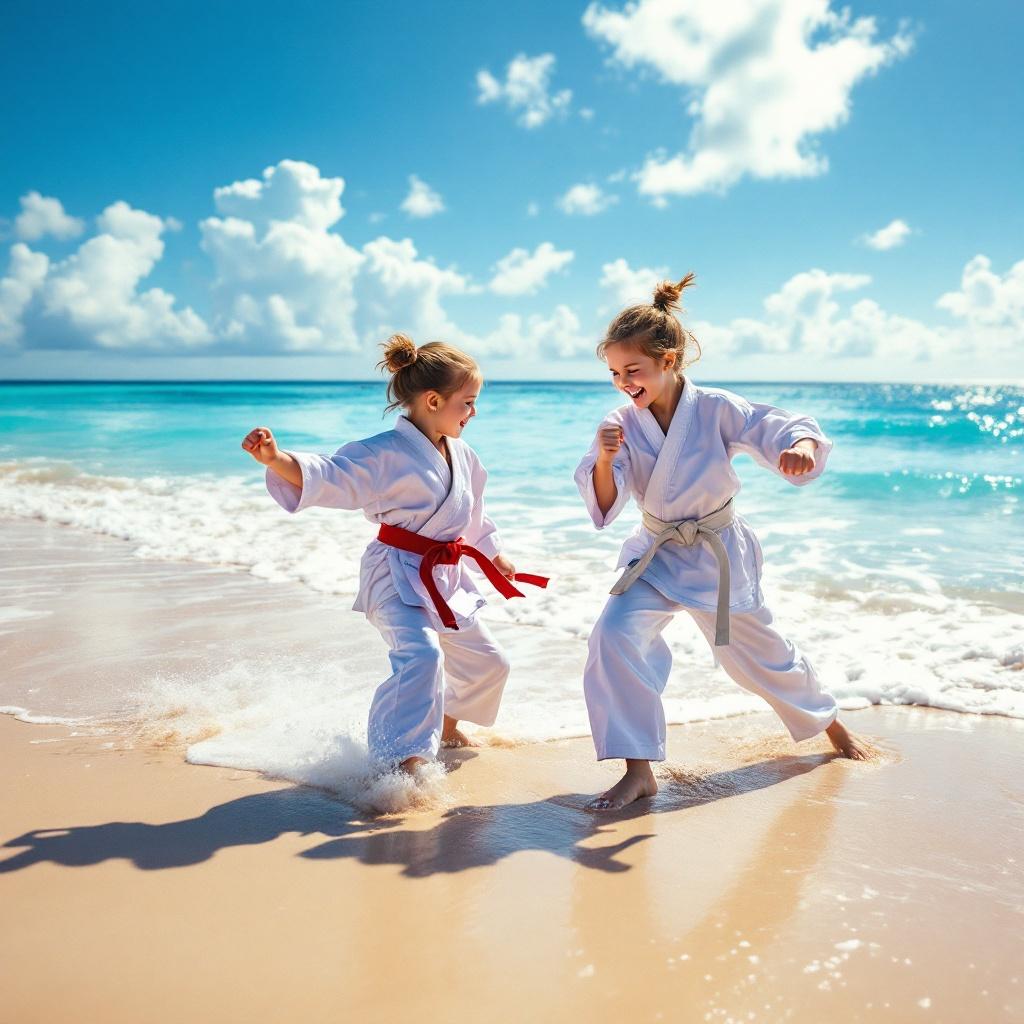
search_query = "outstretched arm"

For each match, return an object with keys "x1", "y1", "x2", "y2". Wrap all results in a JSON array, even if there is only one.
[
  {"x1": 242, "y1": 426, "x2": 377, "y2": 513},
  {"x1": 242, "y1": 427, "x2": 302, "y2": 488},
  {"x1": 725, "y1": 399, "x2": 832, "y2": 487}
]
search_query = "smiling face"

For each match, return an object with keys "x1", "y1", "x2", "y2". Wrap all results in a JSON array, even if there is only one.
[
  {"x1": 425, "y1": 374, "x2": 481, "y2": 438},
  {"x1": 603, "y1": 339, "x2": 677, "y2": 409}
]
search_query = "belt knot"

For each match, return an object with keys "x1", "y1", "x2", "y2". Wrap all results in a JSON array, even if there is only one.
[
  {"x1": 674, "y1": 521, "x2": 700, "y2": 545},
  {"x1": 434, "y1": 540, "x2": 463, "y2": 565}
]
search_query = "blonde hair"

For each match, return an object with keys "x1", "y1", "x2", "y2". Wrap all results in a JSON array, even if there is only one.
[
  {"x1": 377, "y1": 333, "x2": 481, "y2": 414},
  {"x1": 597, "y1": 272, "x2": 701, "y2": 377}
]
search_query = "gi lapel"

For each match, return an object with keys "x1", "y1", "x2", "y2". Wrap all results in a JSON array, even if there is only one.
[
  {"x1": 641, "y1": 376, "x2": 698, "y2": 520},
  {"x1": 393, "y1": 417, "x2": 467, "y2": 540},
  {"x1": 394, "y1": 415, "x2": 452, "y2": 494}
]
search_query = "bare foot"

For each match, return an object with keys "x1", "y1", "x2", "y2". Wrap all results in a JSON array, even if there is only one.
[
  {"x1": 441, "y1": 715, "x2": 479, "y2": 749},
  {"x1": 586, "y1": 760, "x2": 658, "y2": 812},
  {"x1": 399, "y1": 755, "x2": 430, "y2": 775},
  {"x1": 826, "y1": 719, "x2": 871, "y2": 761}
]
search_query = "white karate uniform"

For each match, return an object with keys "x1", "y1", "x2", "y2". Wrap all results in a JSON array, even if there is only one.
[
  {"x1": 575, "y1": 378, "x2": 838, "y2": 760},
  {"x1": 267, "y1": 416, "x2": 510, "y2": 765}
]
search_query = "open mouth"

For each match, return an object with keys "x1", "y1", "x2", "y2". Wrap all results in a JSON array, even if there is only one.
[
  {"x1": 459, "y1": 419, "x2": 468, "y2": 428},
  {"x1": 625, "y1": 386, "x2": 646, "y2": 401}
]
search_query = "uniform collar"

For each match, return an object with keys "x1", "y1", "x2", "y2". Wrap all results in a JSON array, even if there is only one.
[{"x1": 395, "y1": 415, "x2": 451, "y2": 480}]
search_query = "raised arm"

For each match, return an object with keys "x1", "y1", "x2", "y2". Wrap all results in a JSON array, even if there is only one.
[
  {"x1": 723, "y1": 397, "x2": 833, "y2": 486},
  {"x1": 242, "y1": 426, "x2": 377, "y2": 513},
  {"x1": 574, "y1": 419, "x2": 633, "y2": 528},
  {"x1": 593, "y1": 425, "x2": 624, "y2": 517}
]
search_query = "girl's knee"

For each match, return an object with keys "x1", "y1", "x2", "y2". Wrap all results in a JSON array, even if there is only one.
[
  {"x1": 493, "y1": 648, "x2": 511, "y2": 682},
  {"x1": 590, "y1": 607, "x2": 631, "y2": 652},
  {"x1": 395, "y1": 629, "x2": 444, "y2": 674}
]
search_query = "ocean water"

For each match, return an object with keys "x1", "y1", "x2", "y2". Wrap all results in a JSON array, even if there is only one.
[{"x1": 1, "y1": 380, "x2": 1022, "y2": 794}]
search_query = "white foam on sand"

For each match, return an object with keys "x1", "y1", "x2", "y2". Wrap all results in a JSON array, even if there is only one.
[
  {"x1": 125, "y1": 659, "x2": 453, "y2": 814},
  {"x1": 2, "y1": 457, "x2": 1023, "y2": 797}
]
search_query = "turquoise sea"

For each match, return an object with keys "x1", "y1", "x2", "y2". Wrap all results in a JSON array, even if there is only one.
[
  {"x1": 2, "y1": 379, "x2": 1021, "y2": 593},
  {"x1": 1, "y1": 379, "x2": 1021, "y2": 772}
]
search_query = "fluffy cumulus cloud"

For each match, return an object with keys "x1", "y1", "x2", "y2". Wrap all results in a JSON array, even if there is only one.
[
  {"x1": 14, "y1": 191, "x2": 85, "y2": 241},
  {"x1": 690, "y1": 257, "x2": 1024, "y2": 363},
  {"x1": 488, "y1": 242, "x2": 574, "y2": 296},
  {"x1": 200, "y1": 160, "x2": 364, "y2": 351},
  {"x1": 1, "y1": 199, "x2": 209, "y2": 350},
  {"x1": 476, "y1": 53, "x2": 572, "y2": 128},
  {"x1": 936, "y1": 255, "x2": 1024, "y2": 350},
  {"x1": 599, "y1": 257, "x2": 669, "y2": 306},
  {"x1": 400, "y1": 175, "x2": 445, "y2": 219},
  {"x1": 583, "y1": 0, "x2": 913, "y2": 199},
  {"x1": 558, "y1": 183, "x2": 618, "y2": 216},
  {"x1": 477, "y1": 303, "x2": 592, "y2": 359},
  {"x1": 0, "y1": 161, "x2": 592, "y2": 358},
  {"x1": 863, "y1": 218, "x2": 912, "y2": 250},
  {"x1": 0, "y1": 244, "x2": 49, "y2": 346},
  {"x1": 358, "y1": 238, "x2": 587, "y2": 360},
  {"x1": 358, "y1": 236, "x2": 470, "y2": 345}
]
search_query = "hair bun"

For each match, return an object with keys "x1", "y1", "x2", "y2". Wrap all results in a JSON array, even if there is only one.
[
  {"x1": 652, "y1": 272, "x2": 696, "y2": 313},
  {"x1": 381, "y1": 333, "x2": 418, "y2": 373}
]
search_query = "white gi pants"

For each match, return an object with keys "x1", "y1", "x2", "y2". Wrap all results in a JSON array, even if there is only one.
[
  {"x1": 584, "y1": 580, "x2": 838, "y2": 761},
  {"x1": 366, "y1": 595, "x2": 510, "y2": 764}
]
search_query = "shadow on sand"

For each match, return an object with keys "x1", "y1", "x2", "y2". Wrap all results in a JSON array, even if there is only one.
[{"x1": 1, "y1": 750, "x2": 838, "y2": 878}]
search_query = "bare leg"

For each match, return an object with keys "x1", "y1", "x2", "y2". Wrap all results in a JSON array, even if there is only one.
[
  {"x1": 441, "y1": 714, "x2": 479, "y2": 749},
  {"x1": 586, "y1": 759, "x2": 659, "y2": 812},
  {"x1": 826, "y1": 719, "x2": 871, "y2": 760},
  {"x1": 399, "y1": 755, "x2": 430, "y2": 775}
]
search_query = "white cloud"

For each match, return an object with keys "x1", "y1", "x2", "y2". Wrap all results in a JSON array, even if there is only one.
[
  {"x1": 489, "y1": 242, "x2": 574, "y2": 296},
  {"x1": 359, "y1": 236, "x2": 470, "y2": 345},
  {"x1": 583, "y1": 0, "x2": 913, "y2": 199},
  {"x1": 213, "y1": 159, "x2": 345, "y2": 232},
  {"x1": 936, "y1": 255, "x2": 1024, "y2": 348},
  {"x1": 476, "y1": 304, "x2": 592, "y2": 359},
  {"x1": 526, "y1": 201, "x2": 540, "y2": 217},
  {"x1": 558, "y1": 183, "x2": 619, "y2": 216},
  {"x1": 476, "y1": 53, "x2": 572, "y2": 128},
  {"x1": 401, "y1": 175, "x2": 445, "y2": 218},
  {"x1": 863, "y1": 218, "x2": 912, "y2": 250},
  {"x1": 693, "y1": 259, "x2": 1024, "y2": 363},
  {"x1": 201, "y1": 160, "x2": 363, "y2": 351},
  {"x1": 3, "y1": 201, "x2": 209, "y2": 350},
  {"x1": 599, "y1": 257, "x2": 670, "y2": 307},
  {"x1": 15, "y1": 191, "x2": 85, "y2": 241},
  {"x1": 696, "y1": 269, "x2": 888, "y2": 357},
  {"x1": 0, "y1": 244, "x2": 49, "y2": 346}
]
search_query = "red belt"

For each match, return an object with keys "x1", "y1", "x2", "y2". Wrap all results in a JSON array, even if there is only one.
[{"x1": 377, "y1": 522, "x2": 549, "y2": 630}]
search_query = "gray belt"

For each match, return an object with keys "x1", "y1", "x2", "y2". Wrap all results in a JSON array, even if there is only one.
[{"x1": 610, "y1": 498, "x2": 735, "y2": 646}]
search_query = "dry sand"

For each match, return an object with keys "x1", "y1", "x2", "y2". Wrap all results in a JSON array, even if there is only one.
[{"x1": 2, "y1": 706, "x2": 1022, "y2": 1023}]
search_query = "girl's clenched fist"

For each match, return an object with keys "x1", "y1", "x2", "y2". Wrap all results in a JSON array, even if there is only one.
[
  {"x1": 241, "y1": 427, "x2": 279, "y2": 465},
  {"x1": 596, "y1": 425, "x2": 624, "y2": 463}
]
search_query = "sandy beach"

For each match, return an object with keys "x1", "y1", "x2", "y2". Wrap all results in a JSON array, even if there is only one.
[
  {"x1": 3, "y1": 707, "x2": 1023, "y2": 1023},
  {"x1": 2, "y1": 521, "x2": 1022, "y2": 1023}
]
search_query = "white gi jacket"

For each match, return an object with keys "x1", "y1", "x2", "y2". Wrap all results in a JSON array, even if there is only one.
[
  {"x1": 574, "y1": 378, "x2": 832, "y2": 613},
  {"x1": 267, "y1": 415, "x2": 502, "y2": 628}
]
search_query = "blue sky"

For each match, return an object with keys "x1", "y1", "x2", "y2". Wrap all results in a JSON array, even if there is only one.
[{"x1": 1, "y1": 0, "x2": 1021, "y2": 381}]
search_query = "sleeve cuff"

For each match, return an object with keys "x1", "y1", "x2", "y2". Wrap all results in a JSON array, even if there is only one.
[{"x1": 265, "y1": 453, "x2": 319, "y2": 513}]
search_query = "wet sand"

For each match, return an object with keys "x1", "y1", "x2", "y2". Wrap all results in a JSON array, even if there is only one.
[{"x1": 2, "y1": 706, "x2": 1022, "y2": 1023}]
